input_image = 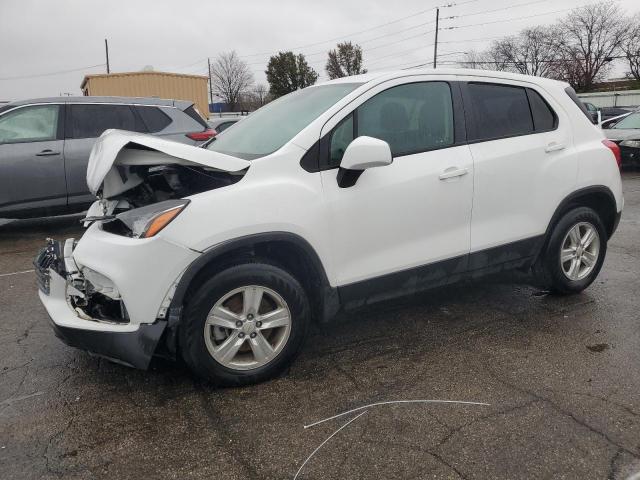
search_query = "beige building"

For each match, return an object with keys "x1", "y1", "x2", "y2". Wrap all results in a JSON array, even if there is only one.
[{"x1": 81, "y1": 71, "x2": 210, "y2": 118}]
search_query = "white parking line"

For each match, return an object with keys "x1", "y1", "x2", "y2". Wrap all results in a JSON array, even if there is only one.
[{"x1": 0, "y1": 269, "x2": 35, "y2": 278}]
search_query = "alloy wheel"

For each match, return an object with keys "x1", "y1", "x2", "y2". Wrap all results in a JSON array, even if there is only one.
[
  {"x1": 203, "y1": 285, "x2": 292, "y2": 371},
  {"x1": 560, "y1": 222, "x2": 600, "y2": 281}
]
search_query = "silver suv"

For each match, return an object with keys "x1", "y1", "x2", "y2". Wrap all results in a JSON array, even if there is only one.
[{"x1": 0, "y1": 97, "x2": 213, "y2": 219}]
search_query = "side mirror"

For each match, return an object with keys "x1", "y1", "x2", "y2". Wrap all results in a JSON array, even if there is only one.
[{"x1": 337, "y1": 136, "x2": 392, "y2": 188}]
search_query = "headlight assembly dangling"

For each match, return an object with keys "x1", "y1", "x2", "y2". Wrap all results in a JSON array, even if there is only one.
[{"x1": 116, "y1": 199, "x2": 190, "y2": 238}]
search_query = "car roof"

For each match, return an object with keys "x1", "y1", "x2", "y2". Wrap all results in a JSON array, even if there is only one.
[
  {"x1": 318, "y1": 68, "x2": 569, "y2": 89},
  {"x1": 3, "y1": 96, "x2": 193, "y2": 110}
]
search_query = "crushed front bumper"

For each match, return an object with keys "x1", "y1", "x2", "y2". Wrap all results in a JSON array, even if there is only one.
[{"x1": 35, "y1": 239, "x2": 166, "y2": 369}]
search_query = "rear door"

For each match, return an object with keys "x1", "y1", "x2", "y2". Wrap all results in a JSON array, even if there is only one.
[
  {"x1": 461, "y1": 81, "x2": 574, "y2": 270},
  {"x1": 63, "y1": 103, "x2": 144, "y2": 208},
  {"x1": 0, "y1": 104, "x2": 67, "y2": 217}
]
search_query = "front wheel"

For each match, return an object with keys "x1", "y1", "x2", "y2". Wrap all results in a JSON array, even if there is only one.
[
  {"x1": 535, "y1": 207, "x2": 607, "y2": 295},
  {"x1": 179, "y1": 263, "x2": 310, "y2": 386}
]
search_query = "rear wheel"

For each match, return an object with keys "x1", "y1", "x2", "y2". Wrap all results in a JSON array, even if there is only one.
[
  {"x1": 180, "y1": 263, "x2": 310, "y2": 386},
  {"x1": 536, "y1": 207, "x2": 607, "y2": 294}
]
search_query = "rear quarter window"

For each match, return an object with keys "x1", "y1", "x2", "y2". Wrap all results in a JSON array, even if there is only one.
[
  {"x1": 526, "y1": 89, "x2": 558, "y2": 132},
  {"x1": 135, "y1": 106, "x2": 172, "y2": 132},
  {"x1": 564, "y1": 87, "x2": 596, "y2": 124},
  {"x1": 183, "y1": 105, "x2": 208, "y2": 129}
]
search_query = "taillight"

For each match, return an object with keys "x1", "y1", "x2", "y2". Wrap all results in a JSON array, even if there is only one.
[
  {"x1": 187, "y1": 128, "x2": 216, "y2": 141},
  {"x1": 602, "y1": 139, "x2": 621, "y2": 169}
]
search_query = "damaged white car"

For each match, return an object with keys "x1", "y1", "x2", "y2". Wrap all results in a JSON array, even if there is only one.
[{"x1": 36, "y1": 69, "x2": 623, "y2": 385}]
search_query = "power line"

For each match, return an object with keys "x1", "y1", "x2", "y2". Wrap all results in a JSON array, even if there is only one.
[
  {"x1": 0, "y1": 63, "x2": 106, "y2": 81},
  {"x1": 441, "y1": 7, "x2": 577, "y2": 30},
  {"x1": 244, "y1": 21, "x2": 439, "y2": 65},
  {"x1": 239, "y1": 5, "x2": 441, "y2": 58},
  {"x1": 448, "y1": 0, "x2": 552, "y2": 20}
]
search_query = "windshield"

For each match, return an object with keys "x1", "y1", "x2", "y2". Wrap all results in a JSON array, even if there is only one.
[
  {"x1": 613, "y1": 113, "x2": 640, "y2": 129},
  {"x1": 207, "y1": 83, "x2": 362, "y2": 159}
]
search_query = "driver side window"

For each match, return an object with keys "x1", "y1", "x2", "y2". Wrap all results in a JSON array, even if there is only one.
[{"x1": 326, "y1": 81, "x2": 454, "y2": 168}]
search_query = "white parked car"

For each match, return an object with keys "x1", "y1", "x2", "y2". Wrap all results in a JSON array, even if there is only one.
[{"x1": 36, "y1": 69, "x2": 624, "y2": 386}]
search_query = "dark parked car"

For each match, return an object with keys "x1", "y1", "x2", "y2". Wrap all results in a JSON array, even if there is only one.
[
  {"x1": 582, "y1": 101, "x2": 631, "y2": 123},
  {"x1": 0, "y1": 97, "x2": 214, "y2": 219},
  {"x1": 604, "y1": 111, "x2": 640, "y2": 168}
]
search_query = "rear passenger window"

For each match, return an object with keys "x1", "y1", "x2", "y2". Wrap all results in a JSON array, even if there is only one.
[
  {"x1": 136, "y1": 106, "x2": 171, "y2": 132},
  {"x1": 527, "y1": 89, "x2": 557, "y2": 132},
  {"x1": 66, "y1": 104, "x2": 143, "y2": 139},
  {"x1": 467, "y1": 83, "x2": 533, "y2": 141}
]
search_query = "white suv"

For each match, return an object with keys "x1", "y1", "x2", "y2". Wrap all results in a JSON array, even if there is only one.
[{"x1": 36, "y1": 69, "x2": 623, "y2": 386}]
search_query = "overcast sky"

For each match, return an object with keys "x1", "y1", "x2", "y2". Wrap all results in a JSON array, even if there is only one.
[{"x1": 1, "y1": 0, "x2": 639, "y2": 101}]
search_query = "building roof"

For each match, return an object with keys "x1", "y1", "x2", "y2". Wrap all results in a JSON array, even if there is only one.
[{"x1": 80, "y1": 70, "x2": 208, "y2": 89}]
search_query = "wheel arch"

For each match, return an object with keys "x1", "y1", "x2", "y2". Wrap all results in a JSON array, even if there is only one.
[
  {"x1": 165, "y1": 232, "x2": 338, "y2": 354},
  {"x1": 534, "y1": 185, "x2": 619, "y2": 265},
  {"x1": 550, "y1": 186, "x2": 619, "y2": 239}
]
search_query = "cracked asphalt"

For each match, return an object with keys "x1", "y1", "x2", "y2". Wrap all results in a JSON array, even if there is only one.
[{"x1": 1, "y1": 174, "x2": 640, "y2": 480}]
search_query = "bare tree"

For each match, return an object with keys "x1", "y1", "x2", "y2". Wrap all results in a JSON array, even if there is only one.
[
  {"x1": 459, "y1": 50, "x2": 493, "y2": 69},
  {"x1": 491, "y1": 27, "x2": 564, "y2": 77},
  {"x1": 555, "y1": 2, "x2": 629, "y2": 91},
  {"x1": 253, "y1": 84, "x2": 270, "y2": 107},
  {"x1": 326, "y1": 42, "x2": 367, "y2": 79},
  {"x1": 623, "y1": 14, "x2": 640, "y2": 81},
  {"x1": 462, "y1": 27, "x2": 564, "y2": 76},
  {"x1": 210, "y1": 51, "x2": 254, "y2": 112}
]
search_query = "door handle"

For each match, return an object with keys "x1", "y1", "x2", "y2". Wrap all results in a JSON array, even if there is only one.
[
  {"x1": 439, "y1": 167, "x2": 469, "y2": 180},
  {"x1": 545, "y1": 142, "x2": 565, "y2": 153},
  {"x1": 36, "y1": 149, "x2": 60, "y2": 156}
]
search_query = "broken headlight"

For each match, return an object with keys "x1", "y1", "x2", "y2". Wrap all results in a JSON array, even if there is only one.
[{"x1": 110, "y1": 199, "x2": 189, "y2": 238}]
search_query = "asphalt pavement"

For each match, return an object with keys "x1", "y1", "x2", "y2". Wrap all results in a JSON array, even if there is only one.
[{"x1": 1, "y1": 174, "x2": 640, "y2": 480}]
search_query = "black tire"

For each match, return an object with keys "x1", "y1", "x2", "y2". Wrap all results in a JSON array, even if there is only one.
[
  {"x1": 179, "y1": 263, "x2": 310, "y2": 386},
  {"x1": 535, "y1": 206, "x2": 607, "y2": 295}
]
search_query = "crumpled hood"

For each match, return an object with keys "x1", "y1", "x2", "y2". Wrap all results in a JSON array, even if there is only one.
[
  {"x1": 605, "y1": 129, "x2": 640, "y2": 142},
  {"x1": 87, "y1": 129, "x2": 250, "y2": 198}
]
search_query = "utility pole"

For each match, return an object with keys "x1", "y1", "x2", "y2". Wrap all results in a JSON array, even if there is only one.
[
  {"x1": 104, "y1": 39, "x2": 110, "y2": 74},
  {"x1": 207, "y1": 57, "x2": 214, "y2": 106},
  {"x1": 433, "y1": 8, "x2": 439, "y2": 69}
]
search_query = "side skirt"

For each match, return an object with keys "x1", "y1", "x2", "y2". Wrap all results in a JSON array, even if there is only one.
[{"x1": 337, "y1": 235, "x2": 545, "y2": 312}]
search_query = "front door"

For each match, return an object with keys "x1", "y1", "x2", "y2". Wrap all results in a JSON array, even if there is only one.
[
  {"x1": 0, "y1": 104, "x2": 67, "y2": 217},
  {"x1": 320, "y1": 80, "x2": 474, "y2": 304}
]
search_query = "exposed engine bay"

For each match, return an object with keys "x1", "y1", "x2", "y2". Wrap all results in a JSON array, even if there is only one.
[
  {"x1": 97, "y1": 163, "x2": 244, "y2": 236},
  {"x1": 116, "y1": 163, "x2": 243, "y2": 208},
  {"x1": 83, "y1": 131, "x2": 250, "y2": 236}
]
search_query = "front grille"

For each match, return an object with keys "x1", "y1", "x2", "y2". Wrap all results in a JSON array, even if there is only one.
[{"x1": 33, "y1": 239, "x2": 62, "y2": 295}]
